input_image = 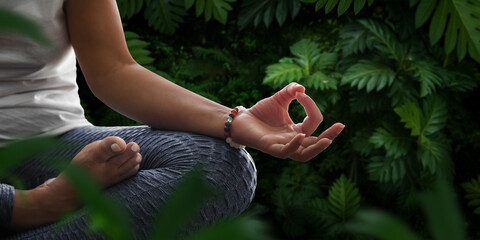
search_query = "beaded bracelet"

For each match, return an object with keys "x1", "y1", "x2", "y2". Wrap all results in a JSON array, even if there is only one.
[{"x1": 224, "y1": 106, "x2": 245, "y2": 149}]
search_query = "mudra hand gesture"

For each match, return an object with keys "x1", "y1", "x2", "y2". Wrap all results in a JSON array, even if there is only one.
[{"x1": 231, "y1": 82, "x2": 345, "y2": 162}]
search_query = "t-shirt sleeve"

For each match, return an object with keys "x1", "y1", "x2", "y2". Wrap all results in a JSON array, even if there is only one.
[{"x1": 0, "y1": 184, "x2": 14, "y2": 227}]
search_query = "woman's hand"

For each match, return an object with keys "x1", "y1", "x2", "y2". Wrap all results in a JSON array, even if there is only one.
[{"x1": 231, "y1": 83, "x2": 344, "y2": 162}]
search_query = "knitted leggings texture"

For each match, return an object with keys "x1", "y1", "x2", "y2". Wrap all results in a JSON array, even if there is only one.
[{"x1": 3, "y1": 126, "x2": 257, "y2": 239}]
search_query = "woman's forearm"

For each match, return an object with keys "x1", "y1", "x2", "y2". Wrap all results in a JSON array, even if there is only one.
[{"x1": 85, "y1": 63, "x2": 231, "y2": 139}]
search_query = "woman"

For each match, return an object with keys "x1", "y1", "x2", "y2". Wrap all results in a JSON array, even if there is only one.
[{"x1": 0, "y1": 0, "x2": 344, "y2": 238}]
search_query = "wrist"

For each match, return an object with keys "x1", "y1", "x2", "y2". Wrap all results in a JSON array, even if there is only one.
[{"x1": 224, "y1": 106, "x2": 246, "y2": 149}]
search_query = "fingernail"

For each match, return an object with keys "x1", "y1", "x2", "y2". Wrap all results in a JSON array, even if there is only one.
[
  {"x1": 136, "y1": 155, "x2": 142, "y2": 163},
  {"x1": 131, "y1": 144, "x2": 139, "y2": 152},
  {"x1": 111, "y1": 143, "x2": 121, "y2": 152}
]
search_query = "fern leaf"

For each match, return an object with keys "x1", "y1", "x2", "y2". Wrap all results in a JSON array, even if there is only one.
[
  {"x1": 290, "y1": 39, "x2": 321, "y2": 74},
  {"x1": 144, "y1": 0, "x2": 187, "y2": 35},
  {"x1": 348, "y1": 90, "x2": 384, "y2": 113},
  {"x1": 366, "y1": 156, "x2": 406, "y2": 184},
  {"x1": 420, "y1": 95, "x2": 447, "y2": 137},
  {"x1": 238, "y1": 0, "x2": 300, "y2": 29},
  {"x1": 125, "y1": 31, "x2": 156, "y2": 69},
  {"x1": 358, "y1": 19, "x2": 405, "y2": 61},
  {"x1": 412, "y1": 61, "x2": 450, "y2": 97},
  {"x1": 394, "y1": 102, "x2": 422, "y2": 136},
  {"x1": 315, "y1": 52, "x2": 339, "y2": 71},
  {"x1": 328, "y1": 175, "x2": 361, "y2": 222},
  {"x1": 369, "y1": 124, "x2": 411, "y2": 159},
  {"x1": 341, "y1": 60, "x2": 396, "y2": 93},
  {"x1": 447, "y1": 72, "x2": 477, "y2": 92},
  {"x1": 417, "y1": 136, "x2": 452, "y2": 175},
  {"x1": 340, "y1": 21, "x2": 373, "y2": 56},
  {"x1": 462, "y1": 176, "x2": 480, "y2": 215},
  {"x1": 264, "y1": 63, "x2": 305, "y2": 86},
  {"x1": 306, "y1": 71, "x2": 338, "y2": 91},
  {"x1": 415, "y1": 0, "x2": 480, "y2": 63}
]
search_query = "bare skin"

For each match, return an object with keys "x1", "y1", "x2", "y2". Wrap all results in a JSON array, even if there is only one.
[
  {"x1": 9, "y1": 0, "x2": 344, "y2": 229},
  {"x1": 11, "y1": 136, "x2": 142, "y2": 228}
]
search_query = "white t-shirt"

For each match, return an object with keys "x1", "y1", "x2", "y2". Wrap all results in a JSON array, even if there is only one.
[{"x1": 0, "y1": 0, "x2": 92, "y2": 145}]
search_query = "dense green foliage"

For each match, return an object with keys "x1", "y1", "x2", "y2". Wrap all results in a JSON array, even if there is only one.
[
  {"x1": 78, "y1": 0, "x2": 480, "y2": 239},
  {"x1": 2, "y1": 0, "x2": 480, "y2": 239}
]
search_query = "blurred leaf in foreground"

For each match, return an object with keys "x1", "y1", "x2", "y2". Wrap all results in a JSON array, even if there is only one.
[{"x1": 0, "y1": 7, "x2": 50, "y2": 45}]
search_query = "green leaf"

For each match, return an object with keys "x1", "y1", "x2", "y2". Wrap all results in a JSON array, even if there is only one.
[
  {"x1": 263, "y1": 63, "x2": 305, "y2": 86},
  {"x1": 421, "y1": 180, "x2": 468, "y2": 240},
  {"x1": 429, "y1": 0, "x2": 448, "y2": 46},
  {"x1": 185, "y1": 0, "x2": 195, "y2": 9},
  {"x1": 144, "y1": 0, "x2": 187, "y2": 35},
  {"x1": 340, "y1": 22, "x2": 373, "y2": 56},
  {"x1": 417, "y1": 136, "x2": 451, "y2": 175},
  {"x1": 462, "y1": 176, "x2": 480, "y2": 215},
  {"x1": 117, "y1": 0, "x2": 148, "y2": 19},
  {"x1": 148, "y1": 165, "x2": 216, "y2": 240},
  {"x1": 366, "y1": 156, "x2": 407, "y2": 184},
  {"x1": 394, "y1": 102, "x2": 422, "y2": 136},
  {"x1": 184, "y1": 216, "x2": 270, "y2": 240},
  {"x1": 424, "y1": 0, "x2": 480, "y2": 63},
  {"x1": 412, "y1": 61, "x2": 449, "y2": 97},
  {"x1": 358, "y1": 19, "x2": 405, "y2": 61},
  {"x1": 0, "y1": 136, "x2": 60, "y2": 176},
  {"x1": 238, "y1": 0, "x2": 300, "y2": 29},
  {"x1": 420, "y1": 95, "x2": 447, "y2": 136},
  {"x1": 0, "y1": 7, "x2": 50, "y2": 46},
  {"x1": 276, "y1": 0, "x2": 289, "y2": 26},
  {"x1": 125, "y1": 31, "x2": 157, "y2": 69},
  {"x1": 337, "y1": 0, "x2": 353, "y2": 16},
  {"x1": 369, "y1": 124, "x2": 411, "y2": 159},
  {"x1": 306, "y1": 71, "x2": 338, "y2": 91},
  {"x1": 415, "y1": 0, "x2": 437, "y2": 28},
  {"x1": 325, "y1": 0, "x2": 339, "y2": 14},
  {"x1": 328, "y1": 175, "x2": 361, "y2": 222},
  {"x1": 290, "y1": 39, "x2": 322, "y2": 74},
  {"x1": 341, "y1": 60, "x2": 396, "y2": 93},
  {"x1": 347, "y1": 210, "x2": 422, "y2": 240},
  {"x1": 63, "y1": 165, "x2": 132, "y2": 240},
  {"x1": 353, "y1": 0, "x2": 366, "y2": 14}
]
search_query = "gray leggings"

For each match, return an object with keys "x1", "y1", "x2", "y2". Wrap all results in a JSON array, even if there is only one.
[{"x1": 1, "y1": 126, "x2": 257, "y2": 239}]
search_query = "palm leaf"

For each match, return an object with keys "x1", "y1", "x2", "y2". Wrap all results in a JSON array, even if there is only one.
[
  {"x1": 144, "y1": 0, "x2": 187, "y2": 35},
  {"x1": 341, "y1": 60, "x2": 396, "y2": 93},
  {"x1": 328, "y1": 175, "x2": 361, "y2": 222}
]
